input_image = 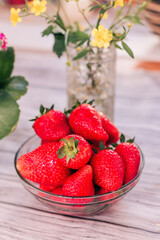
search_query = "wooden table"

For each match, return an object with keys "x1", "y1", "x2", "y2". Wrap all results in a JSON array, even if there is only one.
[{"x1": 0, "y1": 7, "x2": 160, "y2": 238}]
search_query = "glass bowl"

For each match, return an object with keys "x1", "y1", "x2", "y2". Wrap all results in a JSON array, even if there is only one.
[{"x1": 14, "y1": 135, "x2": 145, "y2": 216}]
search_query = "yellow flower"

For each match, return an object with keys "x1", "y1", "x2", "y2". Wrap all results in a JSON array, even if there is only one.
[
  {"x1": 100, "y1": 12, "x2": 108, "y2": 20},
  {"x1": 10, "y1": 8, "x2": 22, "y2": 26},
  {"x1": 30, "y1": 0, "x2": 47, "y2": 16},
  {"x1": 76, "y1": 47, "x2": 81, "y2": 51},
  {"x1": 114, "y1": 0, "x2": 124, "y2": 8},
  {"x1": 127, "y1": 22, "x2": 132, "y2": 28},
  {"x1": 91, "y1": 25, "x2": 113, "y2": 48}
]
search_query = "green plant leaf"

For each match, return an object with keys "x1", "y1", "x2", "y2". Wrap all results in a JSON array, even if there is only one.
[
  {"x1": 122, "y1": 41, "x2": 134, "y2": 58},
  {"x1": 4, "y1": 76, "x2": 28, "y2": 100},
  {"x1": 42, "y1": 25, "x2": 53, "y2": 37},
  {"x1": 68, "y1": 31, "x2": 89, "y2": 44},
  {"x1": 111, "y1": 143, "x2": 118, "y2": 147},
  {"x1": 40, "y1": 105, "x2": 45, "y2": 115},
  {"x1": 126, "y1": 137, "x2": 135, "y2": 143},
  {"x1": 53, "y1": 33, "x2": 65, "y2": 58},
  {"x1": 114, "y1": 43, "x2": 122, "y2": 50},
  {"x1": 0, "y1": 90, "x2": 20, "y2": 139},
  {"x1": 55, "y1": 13, "x2": 66, "y2": 31},
  {"x1": 0, "y1": 47, "x2": 15, "y2": 85},
  {"x1": 89, "y1": 5, "x2": 101, "y2": 12},
  {"x1": 116, "y1": 8, "x2": 123, "y2": 18},
  {"x1": 73, "y1": 49, "x2": 89, "y2": 60},
  {"x1": 99, "y1": 141, "x2": 106, "y2": 151},
  {"x1": 120, "y1": 133, "x2": 125, "y2": 143},
  {"x1": 92, "y1": 148, "x2": 98, "y2": 154},
  {"x1": 74, "y1": 139, "x2": 79, "y2": 148}
]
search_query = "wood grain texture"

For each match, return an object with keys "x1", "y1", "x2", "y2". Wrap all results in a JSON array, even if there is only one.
[{"x1": 0, "y1": 50, "x2": 160, "y2": 239}]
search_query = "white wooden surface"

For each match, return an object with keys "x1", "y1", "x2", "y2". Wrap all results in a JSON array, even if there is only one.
[
  {"x1": 0, "y1": 4, "x2": 160, "y2": 238},
  {"x1": 0, "y1": 48, "x2": 160, "y2": 239}
]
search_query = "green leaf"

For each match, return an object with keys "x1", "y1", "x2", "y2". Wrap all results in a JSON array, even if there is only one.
[
  {"x1": 68, "y1": 31, "x2": 89, "y2": 44},
  {"x1": 92, "y1": 148, "x2": 98, "y2": 154},
  {"x1": 74, "y1": 139, "x2": 79, "y2": 148},
  {"x1": 111, "y1": 143, "x2": 118, "y2": 147},
  {"x1": 116, "y1": 8, "x2": 123, "y2": 18},
  {"x1": 106, "y1": 147, "x2": 113, "y2": 150},
  {"x1": 88, "y1": 99, "x2": 95, "y2": 105},
  {"x1": 40, "y1": 105, "x2": 45, "y2": 115},
  {"x1": 99, "y1": 141, "x2": 106, "y2": 151},
  {"x1": 75, "y1": 100, "x2": 81, "y2": 107},
  {"x1": 0, "y1": 90, "x2": 20, "y2": 139},
  {"x1": 4, "y1": 76, "x2": 28, "y2": 100},
  {"x1": 73, "y1": 49, "x2": 89, "y2": 60},
  {"x1": 55, "y1": 13, "x2": 66, "y2": 31},
  {"x1": 42, "y1": 25, "x2": 53, "y2": 37},
  {"x1": 57, "y1": 146, "x2": 65, "y2": 155},
  {"x1": 126, "y1": 137, "x2": 135, "y2": 143},
  {"x1": 125, "y1": 16, "x2": 143, "y2": 25},
  {"x1": 53, "y1": 33, "x2": 65, "y2": 58},
  {"x1": 29, "y1": 118, "x2": 37, "y2": 122},
  {"x1": 66, "y1": 156, "x2": 70, "y2": 164},
  {"x1": 99, "y1": 8, "x2": 106, "y2": 14},
  {"x1": 77, "y1": 39, "x2": 88, "y2": 47},
  {"x1": 120, "y1": 133, "x2": 125, "y2": 143},
  {"x1": 89, "y1": 5, "x2": 101, "y2": 12},
  {"x1": 114, "y1": 43, "x2": 122, "y2": 50},
  {"x1": 122, "y1": 41, "x2": 134, "y2": 59},
  {"x1": 25, "y1": 0, "x2": 29, "y2": 9},
  {"x1": 0, "y1": 47, "x2": 15, "y2": 85},
  {"x1": 58, "y1": 152, "x2": 66, "y2": 159}
]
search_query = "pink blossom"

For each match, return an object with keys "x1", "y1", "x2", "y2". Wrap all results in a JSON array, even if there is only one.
[{"x1": 0, "y1": 33, "x2": 7, "y2": 50}]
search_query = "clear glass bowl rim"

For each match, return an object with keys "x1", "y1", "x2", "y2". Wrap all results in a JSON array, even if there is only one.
[{"x1": 14, "y1": 135, "x2": 145, "y2": 201}]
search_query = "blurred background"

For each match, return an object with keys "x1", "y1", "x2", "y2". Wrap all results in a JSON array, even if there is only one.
[{"x1": 0, "y1": 0, "x2": 160, "y2": 63}]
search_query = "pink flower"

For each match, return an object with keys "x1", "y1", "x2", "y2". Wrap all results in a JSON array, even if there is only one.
[{"x1": 0, "y1": 33, "x2": 7, "y2": 50}]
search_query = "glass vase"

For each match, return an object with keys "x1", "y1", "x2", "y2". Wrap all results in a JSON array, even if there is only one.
[{"x1": 66, "y1": 45, "x2": 116, "y2": 121}]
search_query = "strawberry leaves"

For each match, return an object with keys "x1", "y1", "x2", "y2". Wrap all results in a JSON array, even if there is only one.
[
  {"x1": 99, "y1": 141, "x2": 106, "y2": 151},
  {"x1": 30, "y1": 104, "x2": 54, "y2": 121},
  {"x1": 64, "y1": 99, "x2": 95, "y2": 116},
  {"x1": 120, "y1": 133, "x2": 125, "y2": 143},
  {"x1": 126, "y1": 137, "x2": 135, "y2": 143},
  {"x1": 111, "y1": 133, "x2": 135, "y2": 149},
  {"x1": 120, "y1": 133, "x2": 135, "y2": 144},
  {"x1": 57, "y1": 137, "x2": 80, "y2": 164}
]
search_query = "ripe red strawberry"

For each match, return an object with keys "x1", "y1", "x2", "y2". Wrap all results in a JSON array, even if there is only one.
[
  {"x1": 57, "y1": 134, "x2": 92, "y2": 169},
  {"x1": 115, "y1": 142, "x2": 140, "y2": 184},
  {"x1": 90, "y1": 149, "x2": 125, "y2": 191},
  {"x1": 63, "y1": 165, "x2": 95, "y2": 197},
  {"x1": 17, "y1": 142, "x2": 71, "y2": 187},
  {"x1": 41, "y1": 139, "x2": 54, "y2": 145},
  {"x1": 33, "y1": 105, "x2": 70, "y2": 141},
  {"x1": 69, "y1": 104, "x2": 109, "y2": 142},
  {"x1": 39, "y1": 184, "x2": 56, "y2": 192},
  {"x1": 51, "y1": 186, "x2": 63, "y2": 195},
  {"x1": 96, "y1": 188, "x2": 110, "y2": 195},
  {"x1": 99, "y1": 112, "x2": 119, "y2": 143}
]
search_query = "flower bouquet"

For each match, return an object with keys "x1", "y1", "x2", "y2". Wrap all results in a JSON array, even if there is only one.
[{"x1": 10, "y1": 0, "x2": 150, "y2": 120}]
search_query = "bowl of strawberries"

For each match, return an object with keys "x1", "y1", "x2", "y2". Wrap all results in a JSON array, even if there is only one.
[{"x1": 15, "y1": 101, "x2": 144, "y2": 216}]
